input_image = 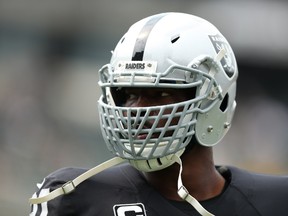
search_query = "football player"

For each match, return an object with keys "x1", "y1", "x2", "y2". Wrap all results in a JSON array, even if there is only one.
[{"x1": 30, "y1": 12, "x2": 288, "y2": 216}]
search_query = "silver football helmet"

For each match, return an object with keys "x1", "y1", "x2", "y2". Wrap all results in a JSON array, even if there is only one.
[{"x1": 98, "y1": 12, "x2": 238, "y2": 172}]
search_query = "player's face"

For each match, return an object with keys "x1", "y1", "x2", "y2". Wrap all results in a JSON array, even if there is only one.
[
  {"x1": 122, "y1": 87, "x2": 191, "y2": 107},
  {"x1": 114, "y1": 87, "x2": 194, "y2": 139}
]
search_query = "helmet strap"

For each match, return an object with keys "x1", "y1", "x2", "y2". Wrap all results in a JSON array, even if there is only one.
[
  {"x1": 174, "y1": 154, "x2": 215, "y2": 216},
  {"x1": 29, "y1": 157, "x2": 126, "y2": 204},
  {"x1": 30, "y1": 155, "x2": 214, "y2": 216}
]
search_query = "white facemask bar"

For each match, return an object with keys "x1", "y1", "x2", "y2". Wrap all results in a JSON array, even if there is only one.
[
  {"x1": 194, "y1": 48, "x2": 226, "y2": 99},
  {"x1": 99, "y1": 98, "x2": 197, "y2": 159}
]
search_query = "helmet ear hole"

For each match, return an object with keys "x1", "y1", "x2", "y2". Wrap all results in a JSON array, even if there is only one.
[{"x1": 220, "y1": 93, "x2": 229, "y2": 112}]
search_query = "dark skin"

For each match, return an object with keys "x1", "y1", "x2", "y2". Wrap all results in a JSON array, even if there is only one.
[
  {"x1": 121, "y1": 87, "x2": 226, "y2": 201},
  {"x1": 144, "y1": 145, "x2": 225, "y2": 201}
]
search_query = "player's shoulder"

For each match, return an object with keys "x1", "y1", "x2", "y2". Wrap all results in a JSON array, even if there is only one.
[
  {"x1": 228, "y1": 165, "x2": 288, "y2": 190},
  {"x1": 227, "y1": 166, "x2": 288, "y2": 214},
  {"x1": 30, "y1": 163, "x2": 148, "y2": 215},
  {"x1": 46, "y1": 166, "x2": 85, "y2": 182},
  {"x1": 42, "y1": 162, "x2": 144, "y2": 190}
]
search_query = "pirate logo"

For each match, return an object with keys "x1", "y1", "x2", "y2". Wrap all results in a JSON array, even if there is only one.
[{"x1": 209, "y1": 34, "x2": 236, "y2": 78}]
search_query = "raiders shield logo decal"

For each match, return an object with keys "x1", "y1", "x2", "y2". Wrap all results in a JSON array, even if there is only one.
[{"x1": 209, "y1": 34, "x2": 236, "y2": 78}]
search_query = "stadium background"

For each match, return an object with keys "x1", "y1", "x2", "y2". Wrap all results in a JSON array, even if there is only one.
[{"x1": 0, "y1": 0, "x2": 287, "y2": 215}]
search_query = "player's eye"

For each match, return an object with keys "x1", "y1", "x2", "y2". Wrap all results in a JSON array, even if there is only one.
[
  {"x1": 127, "y1": 93, "x2": 137, "y2": 100},
  {"x1": 124, "y1": 89, "x2": 138, "y2": 100}
]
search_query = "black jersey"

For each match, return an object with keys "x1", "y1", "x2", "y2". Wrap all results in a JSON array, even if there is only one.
[{"x1": 30, "y1": 163, "x2": 288, "y2": 216}]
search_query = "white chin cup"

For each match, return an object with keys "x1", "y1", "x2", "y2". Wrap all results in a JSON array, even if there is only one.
[{"x1": 128, "y1": 148, "x2": 185, "y2": 172}]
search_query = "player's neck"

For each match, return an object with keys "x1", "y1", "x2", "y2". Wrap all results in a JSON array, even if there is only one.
[{"x1": 143, "y1": 145, "x2": 225, "y2": 201}]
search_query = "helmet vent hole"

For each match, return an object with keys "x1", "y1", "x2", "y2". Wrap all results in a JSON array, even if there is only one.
[
  {"x1": 220, "y1": 93, "x2": 229, "y2": 112},
  {"x1": 157, "y1": 158, "x2": 163, "y2": 165},
  {"x1": 146, "y1": 160, "x2": 152, "y2": 169},
  {"x1": 120, "y1": 37, "x2": 125, "y2": 43},
  {"x1": 171, "y1": 35, "x2": 180, "y2": 44}
]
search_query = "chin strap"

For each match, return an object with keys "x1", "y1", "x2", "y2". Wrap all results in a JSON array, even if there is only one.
[
  {"x1": 29, "y1": 157, "x2": 126, "y2": 205},
  {"x1": 30, "y1": 155, "x2": 214, "y2": 216},
  {"x1": 174, "y1": 155, "x2": 215, "y2": 216}
]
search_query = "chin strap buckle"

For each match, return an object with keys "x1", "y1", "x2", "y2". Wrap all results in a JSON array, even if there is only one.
[
  {"x1": 62, "y1": 181, "x2": 76, "y2": 194},
  {"x1": 173, "y1": 154, "x2": 215, "y2": 216},
  {"x1": 177, "y1": 185, "x2": 189, "y2": 200}
]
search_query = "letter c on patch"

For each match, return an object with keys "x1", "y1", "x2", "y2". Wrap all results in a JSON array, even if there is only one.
[{"x1": 113, "y1": 203, "x2": 146, "y2": 216}]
